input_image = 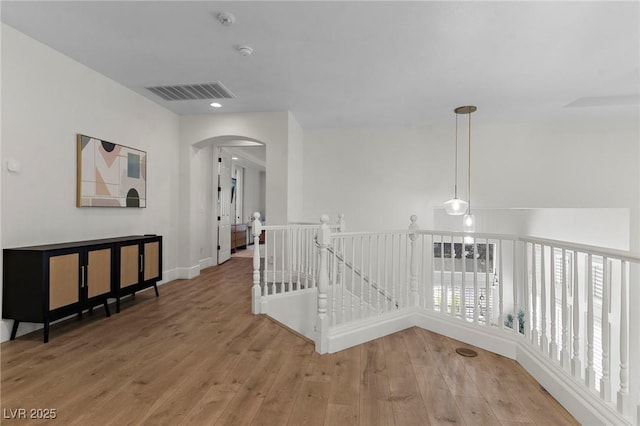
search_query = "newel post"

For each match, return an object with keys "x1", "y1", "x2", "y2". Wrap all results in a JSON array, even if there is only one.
[
  {"x1": 409, "y1": 215, "x2": 420, "y2": 307},
  {"x1": 251, "y1": 212, "x2": 263, "y2": 314},
  {"x1": 316, "y1": 214, "x2": 331, "y2": 353}
]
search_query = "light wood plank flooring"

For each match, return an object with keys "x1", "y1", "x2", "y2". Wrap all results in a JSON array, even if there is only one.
[{"x1": 1, "y1": 257, "x2": 578, "y2": 425}]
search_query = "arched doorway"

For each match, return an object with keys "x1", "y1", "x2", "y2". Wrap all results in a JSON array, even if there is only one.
[{"x1": 192, "y1": 135, "x2": 266, "y2": 265}]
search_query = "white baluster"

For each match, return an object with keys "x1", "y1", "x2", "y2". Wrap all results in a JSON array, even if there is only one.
[
  {"x1": 450, "y1": 236, "x2": 455, "y2": 316},
  {"x1": 513, "y1": 240, "x2": 518, "y2": 334},
  {"x1": 617, "y1": 260, "x2": 629, "y2": 415},
  {"x1": 600, "y1": 257, "x2": 611, "y2": 401},
  {"x1": 498, "y1": 239, "x2": 504, "y2": 329},
  {"x1": 391, "y1": 234, "x2": 397, "y2": 309},
  {"x1": 341, "y1": 237, "x2": 347, "y2": 323},
  {"x1": 441, "y1": 235, "x2": 446, "y2": 314},
  {"x1": 550, "y1": 247, "x2": 557, "y2": 360},
  {"x1": 368, "y1": 235, "x2": 373, "y2": 317},
  {"x1": 265, "y1": 229, "x2": 271, "y2": 294},
  {"x1": 541, "y1": 245, "x2": 548, "y2": 354},
  {"x1": 272, "y1": 229, "x2": 277, "y2": 294},
  {"x1": 360, "y1": 236, "x2": 365, "y2": 319},
  {"x1": 485, "y1": 239, "x2": 490, "y2": 327},
  {"x1": 296, "y1": 228, "x2": 300, "y2": 289},
  {"x1": 586, "y1": 253, "x2": 596, "y2": 389},
  {"x1": 462, "y1": 237, "x2": 467, "y2": 321},
  {"x1": 409, "y1": 215, "x2": 419, "y2": 307},
  {"x1": 351, "y1": 236, "x2": 356, "y2": 319},
  {"x1": 572, "y1": 251, "x2": 582, "y2": 379},
  {"x1": 561, "y1": 248, "x2": 571, "y2": 371},
  {"x1": 331, "y1": 234, "x2": 337, "y2": 326},
  {"x1": 531, "y1": 243, "x2": 538, "y2": 346},
  {"x1": 424, "y1": 235, "x2": 431, "y2": 309},
  {"x1": 383, "y1": 235, "x2": 389, "y2": 313},
  {"x1": 315, "y1": 214, "x2": 331, "y2": 353},
  {"x1": 473, "y1": 239, "x2": 479, "y2": 323},
  {"x1": 376, "y1": 235, "x2": 381, "y2": 314},
  {"x1": 283, "y1": 228, "x2": 292, "y2": 291},
  {"x1": 524, "y1": 243, "x2": 530, "y2": 341},
  {"x1": 251, "y1": 212, "x2": 263, "y2": 314}
]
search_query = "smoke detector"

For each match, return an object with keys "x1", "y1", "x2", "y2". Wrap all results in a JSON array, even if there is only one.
[
  {"x1": 217, "y1": 12, "x2": 235, "y2": 26},
  {"x1": 237, "y1": 45, "x2": 254, "y2": 56}
]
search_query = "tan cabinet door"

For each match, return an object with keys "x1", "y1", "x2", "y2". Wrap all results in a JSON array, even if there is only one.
[
  {"x1": 120, "y1": 245, "x2": 139, "y2": 288},
  {"x1": 49, "y1": 254, "x2": 80, "y2": 310},
  {"x1": 143, "y1": 241, "x2": 160, "y2": 281},
  {"x1": 88, "y1": 248, "x2": 111, "y2": 298}
]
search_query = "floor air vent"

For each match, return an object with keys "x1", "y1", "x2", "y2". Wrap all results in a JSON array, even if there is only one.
[{"x1": 146, "y1": 82, "x2": 235, "y2": 101}]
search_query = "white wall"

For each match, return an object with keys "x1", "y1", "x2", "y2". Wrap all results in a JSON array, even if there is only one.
[
  {"x1": 243, "y1": 166, "x2": 262, "y2": 223},
  {"x1": 287, "y1": 112, "x2": 304, "y2": 222},
  {"x1": 259, "y1": 171, "x2": 267, "y2": 220},
  {"x1": 303, "y1": 119, "x2": 639, "y2": 250},
  {"x1": 303, "y1": 126, "x2": 451, "y2": 230},
  {"x1": 0, "y1": 24, "x2": 181, "y2": 340}
]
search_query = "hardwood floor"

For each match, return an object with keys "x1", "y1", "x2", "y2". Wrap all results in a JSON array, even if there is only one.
[{"x1": 1, "y1": 257, "x2": 578, "y2": 425}]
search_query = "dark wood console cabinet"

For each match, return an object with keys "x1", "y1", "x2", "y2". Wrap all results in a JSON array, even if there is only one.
[{"x1": 2, "y1": 235, "x2": 162, "y2": 342}]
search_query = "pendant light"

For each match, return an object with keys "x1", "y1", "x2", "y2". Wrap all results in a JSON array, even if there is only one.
[
  {"x1": 443, "y1": 111, "x2": 469, "y2": 215},
  {"x1": 455, "y1": 105, "x2": 477, "y2": 233}
]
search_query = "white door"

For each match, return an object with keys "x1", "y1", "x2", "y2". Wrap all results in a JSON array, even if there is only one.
[{"x1": 217, "y1": 149, "x2": 232, "y2": 264}]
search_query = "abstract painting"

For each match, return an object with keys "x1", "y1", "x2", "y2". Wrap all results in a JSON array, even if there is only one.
[{"x1": 77, "y1": 134, "x2": 146, "y2": 207}]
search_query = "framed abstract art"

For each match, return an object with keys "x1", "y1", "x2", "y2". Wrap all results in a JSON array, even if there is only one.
[{"x1": 76, "y1": 134, "x2": 146, "y2": 207}]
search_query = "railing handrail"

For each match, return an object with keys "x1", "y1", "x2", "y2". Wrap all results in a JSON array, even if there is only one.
[
  {"x1": 263, "y1": 223, "x2": 340, "y2": 231},
  {"x1": 518, "y1": 235, "x2": 640, "y2": 264},
  {"x1": 331, "y1": 228, "x2": 640, "y2": 264}
]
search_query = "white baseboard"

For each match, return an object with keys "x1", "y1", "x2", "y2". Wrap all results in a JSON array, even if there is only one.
[
  {"x1": 412, "y1": 310, "x2": 517, "y2": 359},
  {"x1": 159, "y1": 268, "x2": 179, "y2": 284},
  {"x1": 199, "y1": 257, "x2": 215, "y2": 270},
  {"x1": 175, "y1": 264, "x2": 201, "y2": 280},
  {"x1": 326, "y1": 308, "x2": 415, "y2": 354},
  {"x1": 517, "y1": 341, "x2": 631, "y2": 426}
]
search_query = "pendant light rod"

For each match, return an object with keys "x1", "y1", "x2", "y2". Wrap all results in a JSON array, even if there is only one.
[
  {"x1": 454, "y1": 113, "x2": 459, "y2": 198},
  {"x1": 454, "y1": 105, "x2": 477, "y2": 209},
  {"x1": 444, "y1": 109, "x2": 469, "y2": 215},
  {"x1": 467, "y1": 108, "x2": 472, "y2": 212},
  {"x1": 454, "y1": 105, "x2": 477, "y2": 234}
]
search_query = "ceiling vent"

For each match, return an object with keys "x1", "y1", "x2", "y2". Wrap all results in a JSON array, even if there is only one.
[{"x1": 146, "y1": 82, "x2": 235, "y2": 101}]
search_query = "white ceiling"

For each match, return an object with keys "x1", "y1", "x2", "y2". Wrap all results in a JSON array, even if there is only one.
[{"x1": 2, "y1": 1, "x2": 638, "y2": 127}]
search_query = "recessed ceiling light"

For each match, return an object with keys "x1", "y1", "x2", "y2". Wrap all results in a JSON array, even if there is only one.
[
  {"x1": 210, "y1": 102, "x2": 222, "y2": 108},
  {"x1": 232, "y1": 157, "x2": 239, "y2": 160}
]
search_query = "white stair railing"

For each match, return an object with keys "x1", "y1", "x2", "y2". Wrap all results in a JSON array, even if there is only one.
[
  {"x1": 251, "y1": 213, "x2": 639, "y2": 425},
  {"x1": 251, "y1": 213, "x2": 342, "y2": 314}
]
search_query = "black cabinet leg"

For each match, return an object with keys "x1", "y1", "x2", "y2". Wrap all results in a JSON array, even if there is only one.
[
  {"x1": 10, "y1": 321, "x2": 19, "y2": 340},
  {"x1": 154, "y1": 284, "x2": 159, "y2": 297},
  {"x1": 44, "y1": 321, "x2": 50, "y2": 343},
  {"x1": 116, "y1": 297, "x2": 120, "y2": 313},
  {"x1": 104, "y1": 301, "x2": 111, "y2": 317}
]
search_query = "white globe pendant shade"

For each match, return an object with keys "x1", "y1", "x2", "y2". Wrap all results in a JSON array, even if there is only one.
[
  {"x1": 463, "y1": 213, "x2": 476, "y2": 233},
  {"x1": 444, "y1": 198, "x2": 469, "y2": 216}
]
